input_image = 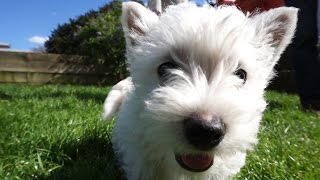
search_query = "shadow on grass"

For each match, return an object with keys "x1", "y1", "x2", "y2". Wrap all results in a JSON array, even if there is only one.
[
  {"x1": 45, "y1": 133, "x2": 124, "y2": 180},
  {"x1": 267, "y1": 100, "x2": 285, "y2": 110},
  {"x1": 0, "y1": 91, "x2": 12, "y2": 100},
  {"x1": 73, "y1": 91, "x2": 107, "y2": 103}
]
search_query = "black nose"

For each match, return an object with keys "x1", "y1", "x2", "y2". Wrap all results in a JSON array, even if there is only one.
[{"x1": 183, "y1": 114, "x2": 226, "y2": 151}]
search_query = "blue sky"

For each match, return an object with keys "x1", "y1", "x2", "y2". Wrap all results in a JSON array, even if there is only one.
[
  {"x1": 0, "y1": 0, "x2": 113, "y2": 51},
  {"x1": 0, "y1": 0, "x2": 205, "y2": 51}
]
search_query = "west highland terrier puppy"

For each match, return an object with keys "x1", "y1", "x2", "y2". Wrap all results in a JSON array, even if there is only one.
[{"x1": 103, "y1": 2, "x2": 297, "y2": 180}]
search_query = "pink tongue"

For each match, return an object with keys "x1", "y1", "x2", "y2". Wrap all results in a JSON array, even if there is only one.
[{"x1": 181, "y1": 154, "x2": 213, "y2": 170}]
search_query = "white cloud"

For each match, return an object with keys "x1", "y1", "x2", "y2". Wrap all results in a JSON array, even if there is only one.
[
  {"x1": 28, "y1": 36, "x2": 49, "y2": 45},
  {"x1": 51, "y1": 12, "x2": 57, "y2": 16}
]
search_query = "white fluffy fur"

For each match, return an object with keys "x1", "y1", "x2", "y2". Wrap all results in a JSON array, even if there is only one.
[
  {"x1": 102, "y1": 77, "x2": 133, "y2": 120},
  {"x1": 103, "y1": 2, "x2": 297, "y2": 180}
]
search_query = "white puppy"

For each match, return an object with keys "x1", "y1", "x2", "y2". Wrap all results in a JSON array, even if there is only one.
[{"x1": 103, "y1": 2, "x2": 297, "y2": 180}]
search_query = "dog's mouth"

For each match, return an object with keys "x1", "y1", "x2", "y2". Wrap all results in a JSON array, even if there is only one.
[{"x1": 175, "y1": 153, "x2": 213, "y2": 172}]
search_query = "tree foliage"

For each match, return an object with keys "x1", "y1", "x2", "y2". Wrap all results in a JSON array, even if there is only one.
[{"x1": 45, "y1": 0, "x2": 127, "y2": 81}]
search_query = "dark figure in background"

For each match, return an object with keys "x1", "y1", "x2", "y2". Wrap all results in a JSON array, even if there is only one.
[
  {"x1": 286, "y1": 0, "x2": 320, "y2": 113},
  {"x1": 218, "y1": 0, "x2": 320, "y2": 114}
]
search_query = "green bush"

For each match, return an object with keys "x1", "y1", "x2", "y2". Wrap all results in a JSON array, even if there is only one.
[
  {"x1": 45, "y1": 0, "x2": 127, "y2": 82},
  {"x1": 78, "y1": 1, "x2": 127, "y2": 80}
]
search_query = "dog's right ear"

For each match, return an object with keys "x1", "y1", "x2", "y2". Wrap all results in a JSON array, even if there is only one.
[
  {"x1": 122, "y1": 2, "x2": 159, "y2": 45},
  {"x1": 249, "y1": 7, "x2": 298, "y2": 71}
]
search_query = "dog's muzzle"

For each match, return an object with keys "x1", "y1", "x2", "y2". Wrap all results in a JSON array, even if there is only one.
[{"x1": 174, "y1": 114, "x2": 225, "y2": 172}]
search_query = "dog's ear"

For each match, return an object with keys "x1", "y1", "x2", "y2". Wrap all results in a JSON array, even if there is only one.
[
  {"x1": 122, "y1": 2, "x2": 159, "y2": 45},
  {"x1": 250, "y1": 7, "x2": 298, "y2": 68}
]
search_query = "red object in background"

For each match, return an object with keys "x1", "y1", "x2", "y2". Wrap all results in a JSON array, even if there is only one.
[{"x1": 217, "y1": 0, "x2": 285, "y2": 13}]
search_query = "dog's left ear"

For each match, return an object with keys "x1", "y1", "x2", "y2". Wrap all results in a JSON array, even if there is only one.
[
  {"x1": 250, "y1": 7, "x2": 298, "y2": 68},
  {"x1": 122, "y1": 2, "x2": 159, "y2": 45}
]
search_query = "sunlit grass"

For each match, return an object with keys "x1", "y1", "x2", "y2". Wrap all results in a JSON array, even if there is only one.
[
  {"x1": 0, "y1": 84, "x2": 319, "y2": 179},
  {"x1": 236, "y1": 91, "x2": 320, "y2": 179}
]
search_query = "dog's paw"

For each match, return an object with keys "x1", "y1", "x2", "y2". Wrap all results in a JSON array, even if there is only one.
[{"x1": 102, "y1": 77, "x2": 133, "y2": 120}]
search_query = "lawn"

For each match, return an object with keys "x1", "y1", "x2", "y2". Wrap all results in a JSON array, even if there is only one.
[{"x1": 0, "y1": 84, "x2": 319, "y2": 179}]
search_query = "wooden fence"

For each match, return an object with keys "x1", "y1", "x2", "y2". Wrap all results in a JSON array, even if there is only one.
[
  {"x1": 0, "y1": 51, "x2": 115, "y2": 85},
  {"x1": 0, "y1": 50, "x2": 297, "y2": 91}
]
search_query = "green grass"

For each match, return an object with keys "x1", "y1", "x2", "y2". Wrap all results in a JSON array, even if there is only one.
[
  {"x1": 0, "y1": 84, "x2": 122, "y2": 180},
  {"x1": 236, "y1": 91, "x2": 320, "y2": 179},
  {"x1": 0, "y1": 84, "x2": 319, "y2": 179}
]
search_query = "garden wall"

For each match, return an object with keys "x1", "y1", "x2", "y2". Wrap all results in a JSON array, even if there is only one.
[{"x1": 0, "y1": 51, "x2": 114, "y2": 85}]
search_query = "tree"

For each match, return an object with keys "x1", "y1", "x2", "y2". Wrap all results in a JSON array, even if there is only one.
[{"x1": 45, "y1": 9, "x2": 97, "y2": 55}]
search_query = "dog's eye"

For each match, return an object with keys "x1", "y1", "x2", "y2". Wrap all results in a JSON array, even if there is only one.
[
  {"x1": 234, "y1": 69, "x2": 247, "y2": 83},
  {"x1": 158, "y1": 62, "x2": 178, "y2": 77}
]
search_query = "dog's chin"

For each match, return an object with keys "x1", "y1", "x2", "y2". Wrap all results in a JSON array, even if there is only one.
[{"x1": 175, "y1": 153, "x2": 213, "y2": 172}]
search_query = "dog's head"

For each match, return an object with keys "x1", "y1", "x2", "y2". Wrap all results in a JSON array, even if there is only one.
[{"x1": 121, "y1": 2, "x2": 297, "y2": 177}]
